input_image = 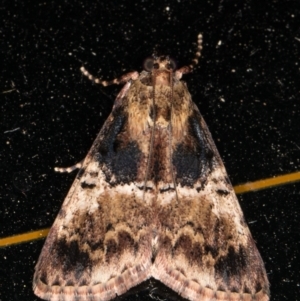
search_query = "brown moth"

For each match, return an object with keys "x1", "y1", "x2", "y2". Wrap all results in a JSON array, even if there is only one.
[{"x1": 33, "y1": 34, "x2": 269, "y2": 301}]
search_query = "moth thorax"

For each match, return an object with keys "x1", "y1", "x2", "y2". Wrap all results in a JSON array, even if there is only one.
[{"x1": 153, "y1": 70, "x2": 172, "y2": 86}]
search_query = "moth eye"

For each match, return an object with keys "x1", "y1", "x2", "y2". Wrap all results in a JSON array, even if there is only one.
[
  {"x1": 144, "y1": 58, "x2": 154, "y2": 71},
  {"x1": 167, "y1": 59, "x2": 177, "y2": 70},
  {"x1": 153, "y1": 63, "x2": 159, "y2": 69}
]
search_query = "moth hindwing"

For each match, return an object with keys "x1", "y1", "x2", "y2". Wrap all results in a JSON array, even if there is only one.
[{"x1": 33, "y1": 34, "x2": 269, "y2": 301}]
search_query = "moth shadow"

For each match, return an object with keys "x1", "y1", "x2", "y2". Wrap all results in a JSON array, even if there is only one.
[{"x1": 116, "y1": 278, "x2": 189, "y2": 301}]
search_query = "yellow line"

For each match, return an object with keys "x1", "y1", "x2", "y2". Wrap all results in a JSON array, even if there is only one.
[
  {"x1": 234, "y1": 171, "x2": 300, "y2": 194},
  {"x1": 0, "y1": 228, "x2": 49, "y2": 248},
  {"x1": 1, "y1": 171, "x2": 300, "y2": 248}
]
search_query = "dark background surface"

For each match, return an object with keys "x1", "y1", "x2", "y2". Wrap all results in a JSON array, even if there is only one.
[{"x1": 1, "y1": 0, "x2": 300, "y2": 300}]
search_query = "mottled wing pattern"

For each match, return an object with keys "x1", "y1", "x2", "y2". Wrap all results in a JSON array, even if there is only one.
[
  {"x1": 33, "y1": 81, "x2": 156, "y2": 301},
  {"x1": 151, "y1": 81, "x2": 270, "y2": 301},
  {"x1": 34, "y1": 55, "x2": 269, "y2": 301}
]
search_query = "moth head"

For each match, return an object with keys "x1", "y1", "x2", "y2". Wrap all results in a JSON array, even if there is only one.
[{"x1": 143, "y1": 56, "x2": 177, "y2": 72}]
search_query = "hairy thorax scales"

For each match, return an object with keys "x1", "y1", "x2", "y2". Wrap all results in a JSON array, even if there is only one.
[{"x1": 126, "y1": 73, "x2": 193, "y2": 144}]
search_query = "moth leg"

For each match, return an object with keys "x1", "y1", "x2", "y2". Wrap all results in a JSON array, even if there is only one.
[
  {"x1": 54, "y1": 161, "x2": 83, "y2": 173},
  {"x1": 175, "y1": 33, "x2": 203, "y2": 79},
  {"x1": 80, "y1": 66, "x2": 139, "y2": 86}
]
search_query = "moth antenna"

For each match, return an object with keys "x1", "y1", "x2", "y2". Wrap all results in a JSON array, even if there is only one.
[
  {"x1": 190, "y1": 33, "x2": 203, "y2": 69},
  {"x1": 80, "y1": 66, "x2": 139, "y2": 86},
  {"x1": 176, "y1": 33, "x2": 203, "y2": 78}
]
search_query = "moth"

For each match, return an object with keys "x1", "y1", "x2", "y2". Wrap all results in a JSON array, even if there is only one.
[{"x1": 33, "y1": 34, "x2": 270, "y2": 301}]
